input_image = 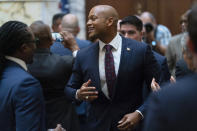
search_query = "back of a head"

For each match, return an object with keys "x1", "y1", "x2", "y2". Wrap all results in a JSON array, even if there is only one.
[
  {"x1": 188, "y1": 5, "x2": 197, "y2": 52},
  {"x1": 0, "y1": 21, "x2": 32, "y2": 56},
  {"x1": 120, "y1": 15, "x2": 143, "y2": 31},
  {"x1": 0, "y1": 21, "x2": 33, "y2": 76},
  {"x1": 140, "y1": 11, "x2": 156, "y2": 25},
  {"x1": 30, "y1": 21, "x2": 52, "y2": 48},
  {"x1": 61, "y1": 14, "x2": 79, "y2": 35}
]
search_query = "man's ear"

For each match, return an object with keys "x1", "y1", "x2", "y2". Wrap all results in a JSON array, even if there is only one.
[
  {"x1": 19, "y1": 43, "x2": 29, "y2": 53},
  {"x1": 76, "y1": 27, "x2": 80, "y2": 34},
  {"x1": 106, "y1": 17, "x2": 114, "y2": 27}
]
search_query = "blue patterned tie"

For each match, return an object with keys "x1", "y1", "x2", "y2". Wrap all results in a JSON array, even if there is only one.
[{"x1": 104, "y1": 44, "x2": 116, "y2": 98}]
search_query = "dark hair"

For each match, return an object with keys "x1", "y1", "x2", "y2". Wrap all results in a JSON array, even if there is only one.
[
  {"x1": 52, "y1": 13, "x2": 66, "y2": 25},
  {"x1": 188, "y1": 5, "x2": 197, "y2": 52},
  {"x1": 120, "y1": 15, "x2": 143, "y2": 31},
  {"x1": 0, "y1": 21, "x2": 33, "y2": 77}
]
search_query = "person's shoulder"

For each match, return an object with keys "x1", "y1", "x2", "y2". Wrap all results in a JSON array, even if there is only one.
[
  {"x1": 155, "y1": 74, "x2": 197, "y2": 101},
  {"x1": 5, "y1": 64, "x2": 40, "y2": 91},
  {"x1": 78, "y1": 42, "x2": 98, "y2": 54},
  {"x1": 171, "y1": 33, "x2": 184, "y2": 41},
  {"x1": 153, "y1": 51, "x2": 166, "y2": 62},
  {"x1": 50, "y1": 53, "x2": 73, "y2": 67},
  {"x1": 75, "y1": 38, "x2": 92, "y2": 48}
]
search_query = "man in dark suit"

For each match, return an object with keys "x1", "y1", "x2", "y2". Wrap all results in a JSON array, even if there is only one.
[
  {"x1": 143, "y1": 5, "x2": 197, "y2": 131},
  {"x1": 0, "y1": 21, "x2": 46, "y2": 131},
  {"x1": 65, "y1": 5, "x2": 160, "y2": 131},
  {"x1": 28, "y1": 21, "x2": 80, "y2": 131},
  {"x1": 119, "y1": 15, "x2": 171, "y2": 85},
  {"x1": 50, "y1": 13, "x2": 91, "y2": 56}
]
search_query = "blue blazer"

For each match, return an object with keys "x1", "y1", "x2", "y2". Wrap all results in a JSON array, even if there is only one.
[
  {"x1": 0, "y1": 60, "x2": 46, "y2": 131},
  {"x1": 65, "y1": 37, "x2": 160, "y2": 131},
  {"x1": 144, "y1": 74, "x2": 197, "y2": 131},
  {"x1": 50, "y1": 38, "x2": 92, "y2": 56}
]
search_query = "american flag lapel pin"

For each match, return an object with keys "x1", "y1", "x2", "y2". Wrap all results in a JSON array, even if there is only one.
[{"x1": 127, "y1": 47, "x2": 130, "y2": 51}]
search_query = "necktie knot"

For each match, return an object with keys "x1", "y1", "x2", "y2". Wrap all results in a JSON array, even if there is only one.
[{"x1": 104, "y1": 44, "x2": 113, "y2": 52}]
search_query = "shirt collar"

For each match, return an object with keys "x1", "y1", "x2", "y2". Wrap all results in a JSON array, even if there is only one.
[
  {"x1": 5, "y1": 56, "x2": 28, "y2": 71},
  {"x1": 99, "y1": 33, "x2": 121, "y2": 51}
]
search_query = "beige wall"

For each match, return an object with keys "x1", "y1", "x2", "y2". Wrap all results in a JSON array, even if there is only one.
[{"x1": 0, "y1": 0, "x2": 60, "y2": 27}]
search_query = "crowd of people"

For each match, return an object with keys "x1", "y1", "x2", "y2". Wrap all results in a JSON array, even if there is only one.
[{"x1": 0, "y1": 3, "x2": 197, "y2": 131}]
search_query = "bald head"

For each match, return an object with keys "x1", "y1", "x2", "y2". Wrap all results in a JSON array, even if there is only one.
[
  {"x1": 61, "y1": 14, "x2": 79, "y2": 36},
  {"x1": 92, "y1": 5, "x2": 119, "y2": 26},
  {"x1": 140, "y1": 11, "x2": 156, "y2": 25}
]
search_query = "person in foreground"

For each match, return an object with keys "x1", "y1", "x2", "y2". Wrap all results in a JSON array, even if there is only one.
[
  {"x1": 65, "y1": 5, "x2": 160, "y2": 131},
  {"x1": 0, "y1": 21, "x2": 46, "y2": 131},
  {"x1": 143, "y1": 5, "x2": 197, "y2": 131}
]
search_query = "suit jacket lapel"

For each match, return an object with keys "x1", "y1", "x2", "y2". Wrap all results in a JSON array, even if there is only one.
[
  {"x1": 88, "y1": 43, "x2": 101, "y2": 91},
  {"x1": 112, "y1": 37, "x2": 134, "y2": 99}
]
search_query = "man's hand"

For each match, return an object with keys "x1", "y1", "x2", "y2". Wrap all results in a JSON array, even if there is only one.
[
  {"x1": 54, "y1": 124, "x2": 66, "y2": 131},
  {"x1": 60, "y1": 31, "x2": 79, "y2": 52},
  {"x1": 76, "y1": 79, "x2": 98, "y2": 102},
  {"x1": 151, "y1": 78, "x2": 160, "y2": 92},
  {"x1": 117, "y1": 111, "x2": 142, "y2": 131},
  {"x1": 170, "y1": 76, "x2": 176, "y2": 83}
]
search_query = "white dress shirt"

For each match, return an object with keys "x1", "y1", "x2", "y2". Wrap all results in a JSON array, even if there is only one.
[
  {"x1": 5, "y1": 56, "x2": 28, "y2": 71},
  {"x1": 99, "y1": 33, "x2": 122, "y2": 99}
]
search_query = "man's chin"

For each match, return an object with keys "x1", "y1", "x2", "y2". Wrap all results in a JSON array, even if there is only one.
[{"x1": 88, "y1": 33, "x2": 98, "y2": 40}]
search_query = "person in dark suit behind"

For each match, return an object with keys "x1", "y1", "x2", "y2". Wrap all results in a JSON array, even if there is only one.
[
  {"x1": 0, "y1": 21, "x2": 46, "y2": 131},
  {"x1": 143, "y1": 5, "x2": 197, "y2": 131},
  {"x1": 28, "y1": 21, "x2": 80, "y2": 131},
  {"x1": 119, "y1": 15, "x2": 171, "y2": 84},
  {"x1": 65, "y1": 5, "x2": 160, "y2": 131},
  {"x1": 50, "y1": 13, "x2": 91, "y2": 56},
  {"x1": 50, "y1": 13, "x2": 91, "y2": 131},
  {"x1": 119, "y1": 15, "x2": 170, "y2": 100}
]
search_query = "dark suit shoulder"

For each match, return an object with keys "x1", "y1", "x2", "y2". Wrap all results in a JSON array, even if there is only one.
[
  {"x1": 76, "y1": 38, "x2": 92, "y2": 49},
  {"x1": 77, "y1": 42, "x2": 98, "y2": 57},
  {"x1": 153, "y1": 74, "x2": 197, "y2": 102}
]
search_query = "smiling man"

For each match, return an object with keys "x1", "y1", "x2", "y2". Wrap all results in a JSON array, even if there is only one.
[{"x1": 65, "y1": 5, "x2": 160, "y2": 131}]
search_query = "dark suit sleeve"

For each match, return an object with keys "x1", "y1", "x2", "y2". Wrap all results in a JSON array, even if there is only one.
[
  {"x1": 144, "y1": 45, "x2": 161, "y2": 85},
  {"x1": 14, "y1": 77, "x2": 46, "y2": 131},
  {"x1": 143, "y1": 92, "x2": 166, "y2": 131},
  {"x1": 160, "y1": 58, "x2": 171, "y2": 84},
  {"x1": 138, "y1": 45, "x2": 161, "y2": 114},
  {"x1": 64, "y1": 53, "x2": 84, "y2": 101}
]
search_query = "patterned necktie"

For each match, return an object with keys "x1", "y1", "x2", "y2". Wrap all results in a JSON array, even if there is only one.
[{"x1": 104, "y1": 44, "x2": 116, "y2": 98}]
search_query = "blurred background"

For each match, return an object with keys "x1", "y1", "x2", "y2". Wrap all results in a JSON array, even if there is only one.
[{"x1": 0, "y1": 0, "x2": 196, "y2": 39}]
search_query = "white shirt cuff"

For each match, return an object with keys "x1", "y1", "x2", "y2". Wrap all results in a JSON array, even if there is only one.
[
  {"x1": 75, "y1": 89, "x2": 80, "y2": 100},
  {"x1": 136, "y1": 110, "x2": 144, "y2": 119},
  {"x1": 72, "y1": 50, "x2": 78, "y2": 58}
]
